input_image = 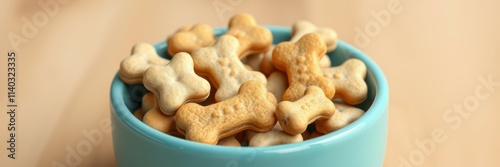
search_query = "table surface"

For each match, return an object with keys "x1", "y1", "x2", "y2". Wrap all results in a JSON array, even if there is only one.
[{"x1": 1, "y1": 0, "x2": 499, "y2": 166}]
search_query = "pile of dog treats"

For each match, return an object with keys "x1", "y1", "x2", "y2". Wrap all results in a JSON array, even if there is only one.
[{"x1": 119, "y1": 13, "x2": 368, "y2": 146}]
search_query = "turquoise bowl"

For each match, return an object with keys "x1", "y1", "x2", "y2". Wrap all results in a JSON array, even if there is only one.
[{"x1": 110, "y1": 26, "x2": 389, "y2": 167}]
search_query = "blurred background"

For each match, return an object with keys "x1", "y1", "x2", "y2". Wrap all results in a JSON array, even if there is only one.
[{"x1": 1, "y1": 0, "x2": 499, "y2": 166}]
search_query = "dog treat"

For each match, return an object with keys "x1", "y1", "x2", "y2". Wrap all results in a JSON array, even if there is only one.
[
  {"x1": 315, "y1": 103, "x2": 365, "y2": 134},
  {"x1": 119, "y1": 43, "x2": 170, "y2": 84},
  {"x1": 141, "y1": 92, "x2": 155, "y2": 114},
  {"x1": 133, "y1": 108, "x2": 144, "y2": 121},
  {"x1": 249, "y1": 130, "x2": 303, "y2": 147},
  {"x1": 167, "y1": 23, "x2": 215, "y2": 56},
  {"x1": 266, "y1": 71, "x2": 288, "y2": 102},
  {"x1": 290, "y1": 20, "x2": 338, "y2": 52},
  {"x1": 143, "y1": 102, "x2": 176, "y2": 134},
  {"x1": 273, "y1": 33, "x2": 335, "y2": 101},
  {"x1": 143, "y1": 52, "x2": 211, "y2": 115},
  {"x1": 322, "y1": 59, "x2": 367, "y2": 104},
  {"x1": 119, "y1": 14, "x2": 370, "y2": 147},
  {"x1": 192, "y1": 35, "x2": 267, "y2": 102},
  {"x1": 276, "y1": 86, "x2": 336, "y2": 135},
  {"x1": 309, "y1": 131, "x2": 323, "y2": 139},
  {"x1": 217, "y1": 136, "x2": 241, "y2": 147},
  {"x1": 175, "y1": 80, "x2": 277, "y2": 145},
  {"x1": 226, "y1": 13, "x2": 272, "y2": 58}
]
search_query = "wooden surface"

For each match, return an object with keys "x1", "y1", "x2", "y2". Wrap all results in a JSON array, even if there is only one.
[{"x1": 1, "y1": 0, "x2": 499, "y2": 166}]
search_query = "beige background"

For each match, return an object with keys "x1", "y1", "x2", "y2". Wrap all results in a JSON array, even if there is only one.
[{"x1": 1, "y1": 0, "x2": 499, "y2": 166}]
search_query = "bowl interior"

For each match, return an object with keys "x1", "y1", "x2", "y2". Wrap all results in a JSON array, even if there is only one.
[{"x1": 110, "y1": 26, "x2": 387, "y2": 152}]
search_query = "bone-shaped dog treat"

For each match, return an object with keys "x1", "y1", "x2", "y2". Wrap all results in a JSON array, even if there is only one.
[
  {"x1": 226, "y1": 13, "x2": 272, "y2": 58},
  {"x1": 143, "y1": 52, "x2": 211, "y2": 116},
  {"x1": 276, "y1": 86, "x2": 336, "y2": 135},
  {"x1": 175, "y1": 80, "x2": 277, "y2": 145},
  {"x1": 267, "y1": 71, "x2": 288, "y2": 102},
  {"x1": 143, "y1": 101, "x2": 176, "y2": 134},
  {"x1": 273, "y1": 33, "x2": 335, "y2": 101},
  {"x1": 192, "y1": 35, "x2": 267, "y2": 102},
  {"x1": 133, "y1": 109, "x2": 144, "y2": 121},
  {"x1": 322, "y1": 59, "x2": 367, "y2": 104},
  {"x1": 315, "y1": 103, "x2": 365, "y2": 134},
  {"x1": 167, "y1": 23, "x2": 215, "y2": 56},
  {"x1": 119, "y1": 43, "x2": 170, "y2": 84},
  {"x1": 291, "y1": 20, "x2": 338, "y2": 52}
]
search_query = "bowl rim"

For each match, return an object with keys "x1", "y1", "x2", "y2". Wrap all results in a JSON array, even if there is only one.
[{"x1": 110, "y1": 26, "x2": 389, "y2": 154}]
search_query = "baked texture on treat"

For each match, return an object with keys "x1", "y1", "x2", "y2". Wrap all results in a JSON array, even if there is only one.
[
  {"x1": 322, "y1": 58, "x2": 367, "y2": 105},
  {"x1": 226, "y1": 13, "x2": 272, "y2": 58},
  {"x1": 191, "y1": 35, "x2": 266, "y2": 102},
  {"x1": 273, "y1": 33, "x2": 335, "y2": 101},
  {"x1": 143, "y1": 52, "x2": 211, "y2": 116},
  {"x1": 276, "y1": 86, "x2": 336, "y2": 135},
  {"x1": 175, "y1": 80, "x2": 277, "y2": 145}
]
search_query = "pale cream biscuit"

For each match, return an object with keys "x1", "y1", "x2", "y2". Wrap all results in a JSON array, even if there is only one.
[
  {"x1": 249, "y1": 130, "x2": 303, "y2": 147},
  {"x1": 266, "y1": 71, "x2": 288, "y2": 102},
  {"x1": 315, "y1": 103, "x2": 365, "y2": 134},
  {"x1": 175, "y1": 80, "x2": 277, "y2": 145},
  {"x1": 276, "y1": 86, "x2": 336, "y2": 135},
  {"x1": 143, "y1": 52, "x2": 211, "y2": 116},
  {"x1": 291, "y1": 20, "x2": 338, "y2": 52},
  {"x1": 191, "y1": 35, "x2": 267, "y2": 102},
  {"x1": 273, "y1": 33, "x2": 335, "y2": 101},
  {"x1": 119, "y1": 43, "x2": 170, "y2": 84},
  {"x1": 322, "y1": 59, "x2": 367, "y2": 105},
  {"x1": 167, "y1": 23, "x2": 215, "y2": 56},
  {"x1": 247, "y1": 123, "x2": 303, "y2": 147},
  {"x1": 217, "y1": 136, "x2": 241, "y2": 147},
  {"x1": 226, "y1": 13, "x2": 273, "y2": 58}
]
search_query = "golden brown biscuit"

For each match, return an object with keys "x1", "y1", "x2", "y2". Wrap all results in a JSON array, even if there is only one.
[
  {"x1": 141, "y1": 92, "x2": 155, "y2": 114},
  {"x1": 175, "y1": 80, "x2": 276, "y2": 145},
  {"x1": 259, "y1": 45, "x2": 276, "y2": 76},
  {"x1": 273, "y1": 33, "x2": 335, "y2": 101},
  {"x1": 167, "y1": 23, "x2": 215, "y2": 56},
  {"x1": 226, "y1": 13, "x2": 272, "y2": 58}
]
